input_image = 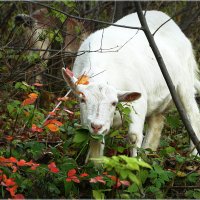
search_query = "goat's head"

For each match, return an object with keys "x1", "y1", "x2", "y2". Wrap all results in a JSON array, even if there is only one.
[{"x1": 62, "y1": 68, "x2": 141, "y2": 135}]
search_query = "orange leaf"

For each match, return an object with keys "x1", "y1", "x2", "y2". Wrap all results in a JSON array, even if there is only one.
[
  {"x1": 28, "y1": 93, "x2": 38, "y2": 99},
  {"x1": 22, "y1": 98, "x2": 36, "y2": 106},
  {"x1": 65, "y1": 68, "x2": 74, "y2": 78},
  {"x1": 31, "y1": 124, "x2": 43, "y2": 133},
  {"x1": 76, "y1": 75, "x2": 89, "y2": 85},
  {"x1": 44, "y1": 119, "x2": 63, "y2": 127},
  {"x1": 6, "y1": 136, "x2": 13, "y2": 141},
  {"x1": 4, "y1": 178, "x2": 16, "y2": 187},
  {"x1": 50, "y1": 119, "x2": 63, "y2": 126},
  {"x1": 48, "y1": 162, "x2": 59, "y2": 173},
  {"x1": 46, "y1": 124, "x2": 59, "y2": 132}
]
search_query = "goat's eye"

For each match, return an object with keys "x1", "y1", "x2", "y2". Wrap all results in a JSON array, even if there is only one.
[
  {"x1": 112, "y1": 102, "x2": 117, "y2": 106},
  {"x1": 80, "y1": 98, "x2": 86, "y2": 103}
]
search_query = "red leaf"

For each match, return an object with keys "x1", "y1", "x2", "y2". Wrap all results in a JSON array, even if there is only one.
[
  {"x1": 17, "y1": 159, "x2": 26, "y2": 166},
  {"x1": 71, "y1": 177, "x2": 80, "y2": 183},
  {"x1": 4, "y1": 178, "x2": 16, "y2": 187},
  {"x1": 89, "y1": 177, "x2": 97, "y2": 183},
  {"x1": 31, "y1": 124, "x2": 43, "y2": 133},
  {"x1": 49, "y1": 112, "x2": 56, "y2": 116},
  {"x1": 80, "y1": 172, "x2": 89, "y2": 177},
  {"x1": 30, "y1": 163, "x2": 40, "y2": 170},
  {"x1": 90, "y1": 176, "x2": 106, "y2": 185},
  {"x1": 48, "y1": 162, "x2": 59, "y2": 173},
  {"x1": 7, "y1": 157, "x2": 17, "y2": 163},
  {"x1": 13, "y1": 194, "x2": 25, "y2": 199},
  {"x1": 120, "y1": 180, "x2": 130, "y2": 186},
  {"x1": 66, "y1": 176, "x2": 80, "y2": 183},
  {"x1": 67, "y1": 169, "x2": 76, "y2": 177},
  {"x1": 6, "y1": 185, "x2": 18, "y2": 197},
  {"x1": 12, "y1": 166, "x2": 18, "y2": 173},
  {"x1": 65, "y1": 68, "x2": 74, "y2": 78}
]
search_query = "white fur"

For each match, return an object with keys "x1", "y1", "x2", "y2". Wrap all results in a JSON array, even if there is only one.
[{"x1": 64, "y1": 11, "x2": 200, "y2": 161}]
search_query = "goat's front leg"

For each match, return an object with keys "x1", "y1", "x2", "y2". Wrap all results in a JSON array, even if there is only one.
[
  {"x1": 128, "y1": 99, "x2": 147, "y2": 156},
  {"x1": 142, "y1": 114, "x2": 165, "y2": 151},
  {"x1": 85, "y1": 139, "x2": 105, "y2": 163}
]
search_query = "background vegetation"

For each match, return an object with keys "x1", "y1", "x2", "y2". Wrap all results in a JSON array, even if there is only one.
[{"x1": 0, "y1": 1, "x2": 200, "y2": 199}]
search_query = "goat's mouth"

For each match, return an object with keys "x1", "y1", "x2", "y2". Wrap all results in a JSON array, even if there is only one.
[{"x1": 90, "y1": 128, "x2": 109, "y2": 135}]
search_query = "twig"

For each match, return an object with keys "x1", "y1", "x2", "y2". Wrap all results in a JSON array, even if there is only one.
[
  {"x1": 43, "y1": 89, "x2": 72, "y2": 124},
  {"x1": 26, "y1": 1, "x2": 143, "y2": 31}
]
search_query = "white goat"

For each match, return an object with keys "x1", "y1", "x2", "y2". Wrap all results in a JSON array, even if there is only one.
[{"x1": 62, "y1": 11, "x2": 200, "y2": 162}]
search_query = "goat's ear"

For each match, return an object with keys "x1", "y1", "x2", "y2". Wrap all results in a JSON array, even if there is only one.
[
  {"x1": 118, "y1": 91, "x2": 141, "y2": 102},
  {"x1": 62, "y1": 68, "x2": 78, "y2": 92}
]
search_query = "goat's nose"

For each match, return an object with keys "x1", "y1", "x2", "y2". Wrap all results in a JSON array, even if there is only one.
[{"x1": 91, "y1": 123, "x2": 102, "y2": 133}]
